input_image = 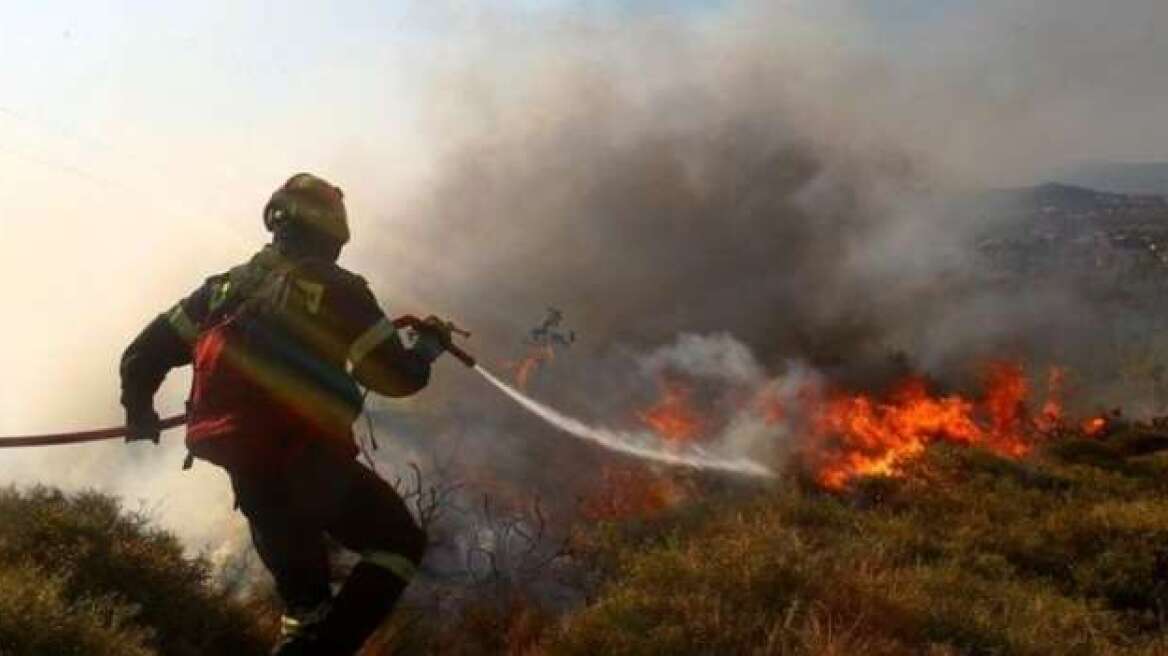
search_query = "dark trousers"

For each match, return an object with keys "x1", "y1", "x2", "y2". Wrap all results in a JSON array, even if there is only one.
[{"x1": 229, "y1": 443, "x2": 427, "y2": 616}]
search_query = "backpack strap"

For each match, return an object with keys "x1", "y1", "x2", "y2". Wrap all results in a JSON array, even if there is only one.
[{"x1": 204, "y1": 254, "x2": 306, "y2": 329}]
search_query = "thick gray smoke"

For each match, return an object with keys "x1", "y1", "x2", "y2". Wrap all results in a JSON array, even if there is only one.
[
  {"x1": 371, "y1": 1, "x2": 1166, "y2": 390},
  {"x1": 352, "y1": 0, "x2": 1168, "y2": 554}
]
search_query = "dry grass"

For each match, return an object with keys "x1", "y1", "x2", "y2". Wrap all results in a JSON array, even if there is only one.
[{"x1": 542, "y1": 438, "x2": 1168, "y2": 655}]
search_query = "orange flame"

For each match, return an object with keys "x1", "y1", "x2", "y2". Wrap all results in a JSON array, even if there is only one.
[
  {"x1": 981, "y1": 361, "x2": 1028, "y2": 444},
  {"x1": 1082, "y1": 416, "x2": 1108, "y2": 437},
  {"x1": 1035, "y1": 366, "x2": 1067, "y2": 432},
  {"x1": 582, "y1": 380, "x2": 706, "y2": 520},
  {"x1": 805, "y1": 363, "x2": 1046, "y2": 490},
  {"x1": 588, "y1": 360, "x2": 1105, "y2": 517},
  {"x1": 505, "y1": 345, "x2": 556, "y2": 389},
  {"x1": 636, "y1": 380, "x2": 704, "y2": 444},
  {"x1": 580, "y1": 465, "x2": 691, "y2": 520},
  {"x1": 757, "y1": 396, "x2": 786, "y2": 426}
]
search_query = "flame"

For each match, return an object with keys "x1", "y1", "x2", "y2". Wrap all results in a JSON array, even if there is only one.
[
  {"x1": 580, "y1": 465, "x2": 691, "y2": 520},
  {"x1": 505, "y1": 345, "x2": 556, "y2": 389},
  {"x1": 636, "y1": 380, "x2": 704, "y2": 443},
  {"x1": 1082, "y1": 416, "x2": 1108, "y2": 436},
  {"x1": 583, "y1": 380, "x2": 705, "y2": 520},
  {"x1": 981, "y1": 361, "x2": 1028, "y2": 443},
  {"x1": 755, "y1": 391, "x2": 786, "y2": 426},
  {"x1": 805, "y1": 362, "x2": 1045, "y2": 490},
  {"x1": 584, "y1": 360, "x2": 1105, "y2": 516},
  {"x1": 1035, "y1": 366, "x2": 1067, "y2": 432}
]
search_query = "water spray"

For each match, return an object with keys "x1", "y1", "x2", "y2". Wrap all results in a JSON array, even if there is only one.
[{"x1": 474, "y1": 365, "x2": 775, "y2": 478}]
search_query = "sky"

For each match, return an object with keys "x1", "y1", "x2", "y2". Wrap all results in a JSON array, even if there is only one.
[{"x1": 1, "y1": 0, "x2": 1166, "y2": 555}]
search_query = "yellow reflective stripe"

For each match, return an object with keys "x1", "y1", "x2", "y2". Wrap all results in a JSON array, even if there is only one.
[
  {"x1": 361, "y1": 550, "x2": 418, "y2": 582},
  {"x1": 166, "y1": 305, "x2": 198, "y2": 343},
  {"x1": 348, "y1": 318, "x2": 395, "y2": 369},
  {"x1": 280, "y1": 615, "x2": 303, "y2": 638},
  {"x1": 208, "y1": 280, "x2": 232, "y2": 313},
  {"x1": 294, "y1": 280, "x2": 324, "y2": 315},
  {"x1": 279, "y1": 602, "x2": 329, "y2": 638}
]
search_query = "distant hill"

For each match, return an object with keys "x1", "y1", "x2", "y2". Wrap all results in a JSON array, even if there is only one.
[
  {"x1": 976, "y1": 182, "x2": 1168, "y2": 218},
  {"x1": 1019, "y1": 182, "x2": 1134, "y2": 210},
  {"x1": 1055, "y1": 161, "x2": 1168, "y2": 196}
]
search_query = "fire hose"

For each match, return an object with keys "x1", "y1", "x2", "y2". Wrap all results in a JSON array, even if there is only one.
[
  {"x1": 0, "y1": 414, "x2": 190, "y2": 448},
  {"x1": 0, "y1": 315, "x2": 475, "y2": 449}
]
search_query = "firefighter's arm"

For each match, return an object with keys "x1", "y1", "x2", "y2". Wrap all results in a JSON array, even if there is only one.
[
  {"x1": 119, "y1": 281, "x2": 214, "y2": 442},
  {"x1": 349, "y1": 317, "x2": 434, "y2": 398}
]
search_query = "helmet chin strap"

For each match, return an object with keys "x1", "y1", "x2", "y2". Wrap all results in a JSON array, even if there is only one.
[{"x1": 273, "y1": 224, "x2": 343, "y2": 262}]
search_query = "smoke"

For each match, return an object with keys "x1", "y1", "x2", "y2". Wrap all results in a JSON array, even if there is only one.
[
  {"x1": 350, "y1": 0, "x2": 1168, "y2": 548},
  {"x1": 3, "y1": 0, "x2": 1168, "y2": 582}
]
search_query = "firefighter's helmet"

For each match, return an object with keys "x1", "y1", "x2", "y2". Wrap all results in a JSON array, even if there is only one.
[{"x1": 263, "y1": 173, "x2": 350, "y2": 245}]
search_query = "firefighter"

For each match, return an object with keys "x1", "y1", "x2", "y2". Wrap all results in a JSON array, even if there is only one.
[{"x1": 120, "y1": 173, "x2": 446, "y2": 655}]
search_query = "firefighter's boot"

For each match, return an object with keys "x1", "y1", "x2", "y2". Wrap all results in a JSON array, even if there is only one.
[
  {"x1": 270, "y1": 601, "x2": 329, "y2": 656},
  {"x1": 311, "y1": 561, "x2": 412, "y2": 655},
  {"x1": 270, "y1": 635, "x2": 319, "y2": 656}
]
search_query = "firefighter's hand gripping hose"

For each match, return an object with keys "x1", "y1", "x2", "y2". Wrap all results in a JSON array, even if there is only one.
[{"x1": 391, "y1": 315, "x2": 476, "y2": 367}]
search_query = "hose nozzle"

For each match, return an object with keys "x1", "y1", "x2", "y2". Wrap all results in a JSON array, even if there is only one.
[{"x1": 392, "y1": 314, "x2": 477, "y2": 368}]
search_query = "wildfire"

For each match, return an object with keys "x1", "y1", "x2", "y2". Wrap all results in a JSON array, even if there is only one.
[
  {"x1": 802, "y1": 362, "x2": 1094, "y2": 490},
  {"x1": 636, "y1": 380, "x2": 704, "y2": 443},
  {"x1": 505, "y1": 345, "x2": 556, "y2": 389},
  {"x1": 1036, "y1": 366, "x2": 1067, "y2": 432},
  {"x1": 588, "y1": 360, "x2": 1105, "y2": 519},
  {"x1": 811, "y1": 381, "x2": 1001, "y2": 489},
  {"x1": 580, "y1": 465, "x2": 692, "y2": 520},
  {"x1": 580, "y1": 380, "x2": 707, "y2": 520},
  {"x1": 1082, "y1": 416, "x2": 1108, "y2": 437}
]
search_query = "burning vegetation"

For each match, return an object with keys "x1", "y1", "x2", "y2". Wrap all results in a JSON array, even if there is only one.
[
  {"x1": 635, "y1": 379, "x2": 705, "y2": 444},
  {"x1": 801, "y1": 361, "x2": 1060, "y2": 491},
  {"x1": 547, "y1": 438, "x2": 1168, "y2": 656},
  {"x1": 573, "y1": 356, "x2": 1110, "y2": 519},
  {"x1": 505, "y1": 345, "x2": 557, "y2": 390}
]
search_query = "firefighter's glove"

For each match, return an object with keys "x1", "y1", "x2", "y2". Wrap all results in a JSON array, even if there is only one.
[
  {"x1": 125, "y1": 407, "x2": 162, "y2": 444},
  {"x1": 412, "y1": 315, "x2": 451, "y2": 363}
]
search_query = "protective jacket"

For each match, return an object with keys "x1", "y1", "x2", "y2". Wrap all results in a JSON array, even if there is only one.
[{"x1": 120, "y1": 245, "x2": 430, "y2": 470}]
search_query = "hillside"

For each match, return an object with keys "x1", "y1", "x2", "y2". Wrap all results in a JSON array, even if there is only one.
[
  {"x1": 5, "y1": 430, "x2": 1168, "y2": 655},
  {"x1": 539, "y1": 430, "x2": 1168, "y2": 655},
  {"x1": 975, "y1": 182, "x2": 1168, "y2": 307}
]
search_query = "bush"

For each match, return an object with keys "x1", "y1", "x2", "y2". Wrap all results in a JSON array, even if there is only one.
[
  {"x1": 0, "y1": 486, "x2": 272, "y2": 656},
  {"x1": 0, "y1": 564, "x2": 151, "y2": 656}
]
